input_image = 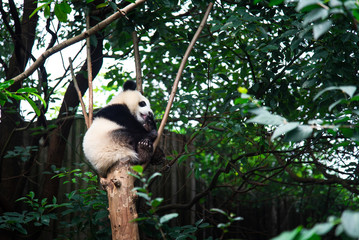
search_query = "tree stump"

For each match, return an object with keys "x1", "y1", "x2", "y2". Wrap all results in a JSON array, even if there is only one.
[{"x1": 101, "y1": 163, "x2": 139, "y2": 240}]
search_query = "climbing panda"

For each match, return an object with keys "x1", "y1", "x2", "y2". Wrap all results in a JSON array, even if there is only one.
[{"x1": 82, "y1": 80, "x2": 164, "y2": 177}]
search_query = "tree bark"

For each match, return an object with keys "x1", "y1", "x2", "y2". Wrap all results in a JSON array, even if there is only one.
[
  {"x1": 0, "y1": 0, "x2": 38, "y2": 210},
  {"x1": 101, "y1": 163, "x2": 140, "y2": 240}
]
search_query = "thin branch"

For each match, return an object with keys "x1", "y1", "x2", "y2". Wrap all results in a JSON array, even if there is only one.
[
  {"x1": 11, "y1": 0, "x2": 146, "y2": 83},
  {"x1": 86, "y1": 13, "x2": 93, "y2": 127},
  {"x1": 69, "y1": 57, "x2": 89, "y2": 128},
  {"x1": 132, "y1": 31, "x2": 143, "y2": 93},
  {"x1": 153, "y1": 2, "x2": 214, "y2": 150}
]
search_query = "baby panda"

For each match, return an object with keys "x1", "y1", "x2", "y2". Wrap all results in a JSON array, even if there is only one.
[{"x1": 82, "y1": 80, "x2": 164, "y2": 177}]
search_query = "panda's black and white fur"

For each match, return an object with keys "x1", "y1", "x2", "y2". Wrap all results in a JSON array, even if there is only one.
[{"x1": 83, "y1": 80, "x2": 163, "y2": 177}]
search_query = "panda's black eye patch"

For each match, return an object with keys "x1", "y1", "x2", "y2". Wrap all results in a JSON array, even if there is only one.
[{"x1": 139, "y1": 101, "x2": 146, "y2": 107}]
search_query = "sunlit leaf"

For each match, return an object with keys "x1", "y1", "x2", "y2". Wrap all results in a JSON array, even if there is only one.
[
  {"x1": 312, "y1": 222, "x2": 335, "y2": 235},
  {"x1": 247, "y1": 113, "x2": 286, "y2": 126},
  {"x1": 313, "y1": 20, "x2": 332, "y2": 40},
  {"x1": 131, "y1": 165, "x2": 143, "y2": 174},
  {"x1": 341, "y1": 210, "x2": 359, "y2": 238},
  {"x1": 283, "y1": 125, "x2": 313, "y2": 142},
  {"x1": 159, "y1": 213, "x2": 178, "y2": 224},
  {"x1": 314, "y1": 86, "x2": 357, "y2": 100},
  {"x1": 271, "y1": 226, "x2": 302, "y2": 240},
  {"x1": 303, "y1": 8, "x2": 328, "y2": 26},
  {"x1": 296, "y1": 0, "x2": 321, "y2": 12},
  {"x1": 271, "y1": 122, "x2": 300, "y2": 141}
]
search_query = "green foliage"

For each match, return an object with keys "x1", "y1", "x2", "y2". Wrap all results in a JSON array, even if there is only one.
[
  {"x1": 30, "y1": 0, "x2": 72, "y2": 22},
  {"x1": 0, "y1": 80, "x2": 46, "y2": 116},
  {"x1": 4, "y1": 146, "x2": 38, "y2": 162},
  {"x1": 210, "y1": 208, "x2": 243, "y2": 235},
  {"x1": 272, "y1": 210, "x2": 359, "y2": 240},
  {"x1": 0, "y1": 168, "x2": 110, "y2": 239},
  {"x1": 0, "y1": 191, "x2": 70, "y2": 235},
  {"x1": 52, "y1": 168, "x2": 110, "y2": 239},
  {"x1": 131, "y1": 166, "x2": 178, "y2": 233}
]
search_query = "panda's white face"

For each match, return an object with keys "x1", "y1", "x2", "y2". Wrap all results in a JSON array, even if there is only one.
[
  {"x1": 108, "y1": 90, "x2": 153, "y2": 124},
  {"x1": 136, "y1": 96, "x2": 153, "y2": 124}
]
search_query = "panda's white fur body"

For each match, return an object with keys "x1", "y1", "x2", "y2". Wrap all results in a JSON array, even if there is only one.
[
  {"x1": 82, "y1": 81, "x2": 158, "y2": 177},
  {"x1": 82, "y1": 118, "x2": 137, "y2": 176}
]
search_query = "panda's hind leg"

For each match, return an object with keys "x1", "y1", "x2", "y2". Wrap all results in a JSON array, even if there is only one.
[{"x1": 136, "y1": 138, "x2": 153, "y2": 164}]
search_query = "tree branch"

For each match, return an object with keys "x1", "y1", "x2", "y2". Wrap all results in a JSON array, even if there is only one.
[
  {"x1": 153, "y1": 2, "x2": 214, "y2": 150},
  {"x1": 86, "y1": 13, "x2": 93, "y2": 127},
  {"x1": 69, "y1": 57, "x2": 89, "y2": 128},
  {"x1": 11, "y1": 0, "x2": 146, "y2": 83},
  {"x1": 132, "y1": 31, "x2": 143, "y2": 93}
]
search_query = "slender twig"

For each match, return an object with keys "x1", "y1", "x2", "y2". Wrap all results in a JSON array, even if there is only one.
[
  {"x1": 69, "y1": 57, "x2": 89, "y2": 128},
  {"x1": 132, "y1": 31, "x2": 143, "y2": 93},
  {"x1": 86, "y1": 13, "x2": 93, "y2": 127},
  {"x1": 11, "y1": 0, "x2": 147, "y2": 83},
  {"x1": 153, "y1": 2, "x2": 214, "y2": 150}
]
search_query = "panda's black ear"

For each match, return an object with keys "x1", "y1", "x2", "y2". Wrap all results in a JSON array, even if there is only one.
[{"x1": 123, "y1": 80, "x2": 137, "y2": 91}]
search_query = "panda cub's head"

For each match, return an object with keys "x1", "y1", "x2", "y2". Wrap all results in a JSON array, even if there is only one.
[{"x1": 108, "y1": 80, "x2": 153, "y2": 124}]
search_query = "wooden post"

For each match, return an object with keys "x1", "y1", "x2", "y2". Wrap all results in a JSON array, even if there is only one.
[{"x1": 101, "y1": 163, "x2": 140, "y2": 240}]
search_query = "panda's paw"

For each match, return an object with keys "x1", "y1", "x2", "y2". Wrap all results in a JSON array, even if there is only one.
[
  {"x1": 138, "y1": 138, "x2": 153, "y2": 151},
  {"x1": 136, "y1": 139, "x2": 153, "y2": 164}
]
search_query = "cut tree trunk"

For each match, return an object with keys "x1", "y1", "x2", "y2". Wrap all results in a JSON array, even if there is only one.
[{"x1": 101, "y1": 163, "x2": 140, "y2": 240}]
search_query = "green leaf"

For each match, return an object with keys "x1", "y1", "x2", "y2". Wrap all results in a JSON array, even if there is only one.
[
  {"x1": 341, "y1": 210, "x2": 359, "y2": 238},
  {"x1": 352, "y1": 9, "x2": 359, "y2": 21},
  {"x1": 136, "y1": 192, "x2": 150, "y2": 201},
  {"x1": 131, "y1": 165, "x2": 143, "y2": 175},
  {"x1": 159, "y1": 213, "x2": 178, "y2": 224},
  {"x1": 96, "y1": 2, "x2": 109, "y2": 9},
  {"x1": 147, "y1": 172, "x2": 162, "y2": 182},
  {"x1": 313, "y1": 20, "x2": 332, "y2": 40},
  {"x1": 54, "y1": 3, "x2": 68, "y2": 22},
  {"x1": 0, "y1": 80, "x2": 14, "y2": 89},
  {"x1": 131, "y1": 217, "x2": 150, "y2": 222},
  {"x1": 23, "y1": 95, "x2": 41, "y2": 116},
  {"x1": 232, "y1": 216, "x2": 244, "y2": 221},
  {"x1": 33, "y1": 94, "x2": 45, "y2": 109},
  {"x1": 29, "y1": 3, "x2": 47, "y2": 19},
  {"x1": 312, "y1": 222, "x2": 335, "y2": 235},
  {"x1": 271, "y1": 122, "x2": 300, "y2": 141},
  {"x1": 314, "y1": 86, "x2": 357, "y2": 100},
  {"x1": 298, "y1": 228, "x2": 320, "y2": 240},
  {"x1": 60, "y1": 1, "x2": 71, "y2": 14},
  {"x1": 283, "y1": 125, "x2": 313, "y2": 142},
  {"x1": 247, "y1": 113, "x2": 286, "y2": 126},
  {"x1": 150, "y1": 197, "x2": 163, "y2": 208},
  {"x1": 296, "y1": 0, "x2": 320, "y2": 12},
  {"x1": 8, "y1": 92, "x2": 24, "y2": 101},
  {"x1": 328, "y1": 99, "x2": 343, "y2": 111},
  {"x1": 269, "y1": 0, "x2": 284, "y2": 7},
  {"x1": 44, "y1": 4, "x2": 50, "y2": 18},
  {"x1": 339, "y1": 86, "x2": 357, "y2": 98},
  {"x1": 303, "y1": 8, "x2": 329, "y2": 26},
  {"x1": 271, "y1": 226, "x2": 302, "y2": 240},
  {"x1": 210, "y1": 208, "x2": 227, "y2": 216},
  {"x1": 16, "y1": 87, "x2": 37, "y2": 93}
]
